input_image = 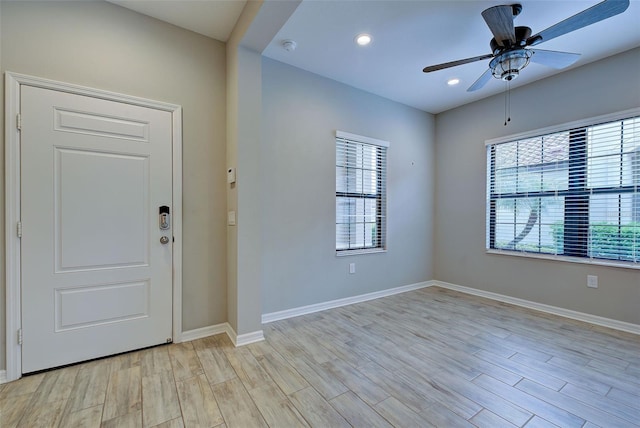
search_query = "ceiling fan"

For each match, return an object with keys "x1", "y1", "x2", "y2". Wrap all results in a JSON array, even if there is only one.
[{"x1": 422, "y1": 0, "x2": 630, "y2": 92}]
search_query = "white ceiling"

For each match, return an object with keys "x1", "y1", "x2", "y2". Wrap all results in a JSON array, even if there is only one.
[{"x1": 113, "y1": 0, "x2": 640, "y2": 114}]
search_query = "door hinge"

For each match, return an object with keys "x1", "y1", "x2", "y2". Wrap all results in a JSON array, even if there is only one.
[
  {"x1": 17, "y1": 328, "x2": 23, "y2": 345},
  {"x1": 17, "y1": 221, "x2": 22, "y2": 238},
  {"x1": 16, "y1": 113, "x2": 22, "y2": 130}
]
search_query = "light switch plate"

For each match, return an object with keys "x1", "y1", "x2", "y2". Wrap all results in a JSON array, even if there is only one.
[{"x1": 227, "y1": 211, "x2": 236, "y2": 226}]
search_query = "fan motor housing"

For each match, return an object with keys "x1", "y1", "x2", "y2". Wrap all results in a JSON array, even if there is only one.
[{"x1": 490, "y1": 26, "x2": 532, "y2": 53}]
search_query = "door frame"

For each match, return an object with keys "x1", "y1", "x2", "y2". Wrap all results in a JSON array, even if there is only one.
[{"x1": 4, "y1": 72, "x2": 183, "y2": 382}]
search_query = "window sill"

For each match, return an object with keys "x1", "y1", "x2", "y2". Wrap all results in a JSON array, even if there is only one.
[
  {"x1": 486, "y1": 249, "x2": 640, "y2": 270},
  {"x1": 336, "y1": 248, "x2": 387, "y2": 257}
]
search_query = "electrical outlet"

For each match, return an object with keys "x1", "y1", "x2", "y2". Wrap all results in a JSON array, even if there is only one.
[
  {"x1": 349, "y1": 263, "x2": 356, "y2": 274},
  {"x1": 587, "y1": 275, "x2": 598, "y2": 288}
]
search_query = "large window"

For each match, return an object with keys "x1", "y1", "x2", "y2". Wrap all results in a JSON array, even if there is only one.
[
  {"x1": 336, "y1": 131, "x2": 388, "y2": 254},
  {"x1": 487, "y1": 112, "x2": 639, "y2": 267}
]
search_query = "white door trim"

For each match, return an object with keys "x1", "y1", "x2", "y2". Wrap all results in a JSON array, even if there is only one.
[{"x1": 4, "y1": 72, "x2": 183, "y2": 382}]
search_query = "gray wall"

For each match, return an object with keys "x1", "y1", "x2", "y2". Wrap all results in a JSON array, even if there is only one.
[
  {"x1": 261, "y1": 58, "x2": 435, "y2": 314},
  {"x1": 0, "y1": 1, "x2": 228, "y2": 368},
  {"x1": 434, "y1": 47, "x2": 640, "y2": 325}
]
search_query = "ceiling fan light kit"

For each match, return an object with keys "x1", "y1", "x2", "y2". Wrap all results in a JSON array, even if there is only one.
[
  {"x1": 490, "y1": 49, "x2": 531, "y2": 81},
  {"x1": 422, "y1": 0, "x2": 631, "y2": 92}
]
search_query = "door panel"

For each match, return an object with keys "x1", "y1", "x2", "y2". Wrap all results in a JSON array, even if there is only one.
[
  {"x1": 21, "y1": 85, "x2": 173, "y2": 373},
  {"x1": 55, "y1": 280, "x2": 150, "y2": 331},
  {"x1": 54, "y1": 108, "x2": 149, "y2": 141},
  {"x1": 55, "y1": 148, "x2": 149, "y2": 271}
]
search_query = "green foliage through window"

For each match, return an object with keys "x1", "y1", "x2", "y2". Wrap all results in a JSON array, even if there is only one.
[{"x1": 551, "y1": 222, "x2": 640, "y2": 262}]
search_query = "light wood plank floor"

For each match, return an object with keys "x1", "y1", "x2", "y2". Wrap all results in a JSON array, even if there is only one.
[{"x1": 1, "y1": 287, "x2": 639, "y2": 427}]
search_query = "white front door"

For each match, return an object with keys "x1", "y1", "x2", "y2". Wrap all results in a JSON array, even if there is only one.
[{"x1": 20, "y1": 85, "x2": 174, "y2": 373}]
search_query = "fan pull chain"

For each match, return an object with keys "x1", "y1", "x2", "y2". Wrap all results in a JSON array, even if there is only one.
[
  {"x1": 504, "y1": 83, "x2": 507, "y2": 126},
  {"x1": 504, "y1": 80, "x2": 511, "y2": 126}
]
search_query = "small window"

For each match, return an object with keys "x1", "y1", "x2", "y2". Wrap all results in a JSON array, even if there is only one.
[
  {"x1": 487, "y1": 113, "x2": 640, "y2": 267},
  {"x1": 336, "y1": 131, "x2": 389, "y2": 255}
]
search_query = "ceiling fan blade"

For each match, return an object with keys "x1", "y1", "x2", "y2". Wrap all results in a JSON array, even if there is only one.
[
  {"x1": 467, "y1": 68, "x2": 493, "y2": 92},
  {"x1": 423, "y1": 54, "x2": 493, "y2": 73},
  {"x1": 529, "y1": 49, "x2": 581, "y2": 69},
  {"x1": 482, "y1": 5, "x2": 517, "y2": 47},
  {"x1": 527, "y1": 0, "x2": 630, "y2": 46}
]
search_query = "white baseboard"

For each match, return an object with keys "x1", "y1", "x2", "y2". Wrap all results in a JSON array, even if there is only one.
[
  {"x1": 224, "y1": 323, "x2": 264, "y2": 346},
  {"x1": 433, "y1": 280, "x2": 640, "y2": 335},
  {"x1": 235, "y1": 330, "x2": 265, "y2": 346},
  {"x1": 262, "y1": 281, "x2": 432, "y2": 324},
  {"x1": 261, "y1": 278, "x2": 638, "y2": 335},
  {"x1": 181, "y1": 322, "x2": 264, "y2": 347},
  {"x1": 180, "y1": 323, "x2": 231, "y2": 342},
  {"x1": 0, "y1": 370, "x2": 7, "y2": 384}
]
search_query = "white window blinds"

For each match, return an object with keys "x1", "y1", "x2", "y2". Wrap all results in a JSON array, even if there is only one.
[
  {"x1": 336, "y1": 131, "x2": 389, "y2": 254},
  {"x1": 487, "y1": 113, "x2": 640, "y2": 267}
]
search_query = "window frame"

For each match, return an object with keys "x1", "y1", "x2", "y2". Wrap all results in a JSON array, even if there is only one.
[
  {"x1": 485, "y1": 108, "x2": 640, "y2": 270},
  {"x1": 335, "y1": 130, "x2": 389, "y2": 256}
]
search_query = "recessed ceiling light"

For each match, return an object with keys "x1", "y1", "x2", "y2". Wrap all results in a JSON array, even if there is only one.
[
  {"x1": 447, "y1": 78, "x2": 460, "y2": 86},
  {"x1": 355, "y1": 34, "x2": 372, "y2": 46}
]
